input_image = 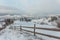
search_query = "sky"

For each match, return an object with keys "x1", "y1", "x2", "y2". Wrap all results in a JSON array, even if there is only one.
[{"x1": 0, "y1": 0, "x2": 60, "y2": 16}]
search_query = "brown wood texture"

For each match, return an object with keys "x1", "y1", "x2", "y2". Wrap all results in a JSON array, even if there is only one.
[
  {"x1": 22, "y1": 26, "x2": 60, "y2": 31},
  {"x1": 22, "y1": 29, "x2": 60, "y2": 39}
]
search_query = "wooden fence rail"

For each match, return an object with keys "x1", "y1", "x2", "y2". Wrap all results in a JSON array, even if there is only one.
[
  {"x1": 22, "y1": 26, "x2": 60, "y2": 31},
  {"x1": 22, "y1": 29, "x2": 60, "y2": 39},
  {"x1": 19, "y1": 24, "x2": 60, "y2": 39}
]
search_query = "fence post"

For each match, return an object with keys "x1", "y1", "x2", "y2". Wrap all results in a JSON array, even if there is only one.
[
  {"x1": 20, "y1": 26, "x2": 22, "y2": 31},
  {"x1": 34, "y1": 24, "x2": 36, "y2": 36}
]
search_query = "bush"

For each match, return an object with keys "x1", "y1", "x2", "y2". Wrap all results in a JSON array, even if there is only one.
[
  {"x1": 51, "y1": 17, "x2": 57, "y2": 21},
  {"x1": 57, "y1": 23, "x2": 60, "y2": 28},
  {"x1": 5, "y1": 19, "x2": 14, "y2": 25}
]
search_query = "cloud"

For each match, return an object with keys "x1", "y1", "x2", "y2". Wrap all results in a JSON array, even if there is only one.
[
  {"x1": 17, "y1": 0, "x2": 60, "y2": 16},
  {"x1": 0, "y1": 0, "x2": 60, "y2": 16},
  {"x1": 0, "y1": 6, "x2": 21, "y2": 14},
  {"x1": 0, "y1": 0, "x2": 5, "y2": 6}
]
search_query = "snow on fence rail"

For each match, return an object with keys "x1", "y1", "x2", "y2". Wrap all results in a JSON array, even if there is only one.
[{"x1": 20, "y1": 24, "x2": 60, "y2": 39}]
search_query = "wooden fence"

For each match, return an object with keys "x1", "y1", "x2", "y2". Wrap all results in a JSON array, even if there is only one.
[{"x1": 19, "y1": 24, "x2": 60, "y2": 39}]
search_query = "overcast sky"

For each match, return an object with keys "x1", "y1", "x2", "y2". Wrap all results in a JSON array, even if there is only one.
[{"x1": 0, "y1": 0, "x2": 60, "y2": 16}]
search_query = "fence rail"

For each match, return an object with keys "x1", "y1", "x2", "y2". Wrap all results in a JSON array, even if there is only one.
[
  {"x1": 22, "y1": 26, "x2": 60, "y2": 31},
  {"x1": 19, "y1": 24, "x2": 60, "y2": 39},
  {"x1": 22, "y1": 29, "x2": 60, "y2": 39}
]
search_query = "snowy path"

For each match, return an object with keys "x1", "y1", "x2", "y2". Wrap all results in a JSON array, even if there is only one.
[{"x1": 0, "y1": 29, "x2": 42, "y2": 40}]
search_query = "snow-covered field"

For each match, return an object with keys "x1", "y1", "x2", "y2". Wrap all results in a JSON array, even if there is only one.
[
  {"x1": 0, "y1": 20, "x2": 60, "y2": 40},
  {"x1": 0, "y1": 20, "x2": 42, "y2": 40},
  {"x1": 0, "y1": 29, "x2": 42, "y2": 40},
  {"x1": 31, "y1": 18, "x2": 57, "y2": 27},
  {"x1": 11, "y1": 20, "x2": 60, "y2": 40}
]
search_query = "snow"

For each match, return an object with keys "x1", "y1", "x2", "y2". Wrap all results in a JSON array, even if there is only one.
[
  {"x1": 0, "y1": 24, "x2": 3, "y2": 28},
  {"x1": 13, "y1": 20, "x2": 57, "y2": 28},
  {"x1": 31, "y1": 18, "x2": 57, "y2": 27},
  {"x1": 0, "y1": 20, "x2": 60, "y2": 40},
  {"x1": 0, "y1": 22, "x2": 5, "y2": 28},
  {"x1": 10, "y1": 20, "x2": 60, "y2": 40},
  {"x1": 0, "y1": 28, "x2": 42, "y2": 40}
]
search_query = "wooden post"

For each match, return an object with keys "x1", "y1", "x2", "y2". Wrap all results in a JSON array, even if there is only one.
[
  {"x1": 34, "y1": 24, "x2": 36, "y2": 36},
  {"x1": 20, "y1": 26, "x2": 22, "y2": 31}
]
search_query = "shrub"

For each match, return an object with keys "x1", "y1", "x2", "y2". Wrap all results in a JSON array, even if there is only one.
[
  {"x1": 57, "y1": 22, "x2": 60, "y2": 28},
  {"x1": 51, "y1": 17, "x2": 57, "y2": 21}
]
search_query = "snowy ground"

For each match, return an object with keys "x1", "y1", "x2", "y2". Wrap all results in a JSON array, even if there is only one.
[
  {"x1": 10, "y1": 20, "x2": 60, "y2": 40},
  {"x1": 0, "y1": 28, "x2": 42, "y2": 40},
  {"x1": 31, "y1": 18, "x2": 57, "y2": 27},
  {"x1": 0, "y1": 20, "x2": 60, "y2": 40}
]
